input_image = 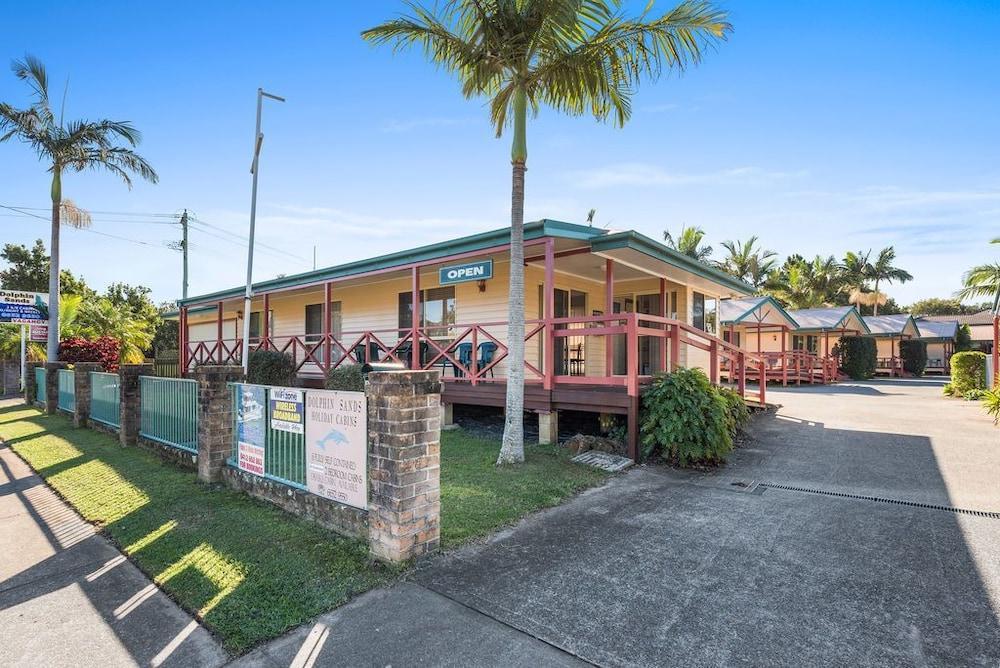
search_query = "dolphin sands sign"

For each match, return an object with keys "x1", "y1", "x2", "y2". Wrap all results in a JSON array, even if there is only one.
[{"x1": 304, "y1": 390, "x2": 368, "y2": 510}]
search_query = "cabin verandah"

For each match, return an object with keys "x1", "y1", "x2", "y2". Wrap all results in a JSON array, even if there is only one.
[
  {"x1": 864, "y1": 314, "x2": 921, "y2": 377},
  {"x1": 176, "y1": 220, "x2": 761, "y2": 459}
]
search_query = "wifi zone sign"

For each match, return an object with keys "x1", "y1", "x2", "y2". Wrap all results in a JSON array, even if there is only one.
[{"x1": 438, "y1": 259, "x2": 493, "y2": 285}]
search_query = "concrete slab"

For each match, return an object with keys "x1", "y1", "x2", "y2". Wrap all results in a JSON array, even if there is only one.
[
  {"x1": 230, "y1": 582, "x2": 586, "y2": 668},
  {"x1": 0, "y1": 440, "x2": 228, "y2": 668}
]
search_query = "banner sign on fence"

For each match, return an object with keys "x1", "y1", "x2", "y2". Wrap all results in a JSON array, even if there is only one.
[
  {"x1": 305, "y1": 389, "x2": 368, "y2": 510},
  {"x1": 269, "y1": 388, "x2": 304, "y2": 434},
  {"x1": 236, "y1": 385, "x2": 267, "y2": 475},
  {"x1": 0, "y1": 290, "x2": 49, "y2": 324},
  {"x1": 29, "y1": 323, "x2": 48, "y2": 342}
]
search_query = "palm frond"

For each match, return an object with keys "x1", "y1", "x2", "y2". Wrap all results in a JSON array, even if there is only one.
[{"x1": 59, "y1": 199, "x2": 92, "y2": 229}]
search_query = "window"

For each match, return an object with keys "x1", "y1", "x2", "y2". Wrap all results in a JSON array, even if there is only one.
[
  {"x1": 792, "y1": 335, "x2": 818, "y2": 353},
  {"x1": 693, "y1": 292, "x2": 717, "y2": 334},
  {"x1": 248, "y1": 310, "x2": 274, "y2": 340},
  {"x1": 398, "y1": 287, "x2": 456, "y2": 336},
  {"x1": 724, "y1": 330, "x2": 741, "y2": 347},
  {"x1": 305, "y1": 302, "x2": 342, "y2": 363}
]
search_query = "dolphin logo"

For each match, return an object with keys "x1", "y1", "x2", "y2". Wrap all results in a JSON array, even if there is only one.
[{"x1": 316, "y1": 430, "x2": 349, "y2": 449}]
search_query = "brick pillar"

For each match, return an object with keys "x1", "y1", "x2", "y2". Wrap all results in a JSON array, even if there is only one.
[
  {"x1": 72, "y1": 362, "x2": 102, "y2": 428},
  {"x1": 44, "y1": 362, "x2": 68, "y2": 415},
  {"x1": 119, "y1": 364, "x2": 153, "y2": 446},
  {"x1": 25, "y1": 361, "x2": 42, "y2": 405},
  {"x1": 194, "y1": 365, "x2": 244, "y2": 483},
  {"x1": 367, "y1": 370, "x2": 442, "y2": 563}
]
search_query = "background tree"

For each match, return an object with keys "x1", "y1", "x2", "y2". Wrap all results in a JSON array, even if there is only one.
[
  {"x1": 663, "y1": 225, "x2": 713, "y2": 262},
  {"x1": 908, "y1": 297, "x2": 965, "y2": 316},
  {"x1": 716, "y1": 236, "x2": 776, "y2": 288},
  {"x1": 0, "y1": 239, "x2": 94, "y2": 297},
  {"x1": 865, "y1": 246, "x2": 912, "y2": 316},
  {"x1": 0, "y1": 55, "x2": 157, "y2": 362},
  {"x1": 364, "y1": 0, "x2": 731, "y2": 464}
]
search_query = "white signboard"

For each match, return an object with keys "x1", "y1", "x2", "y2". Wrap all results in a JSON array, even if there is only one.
[
  {"x1": 305, "y1": 389, "x2": 368, "y2": 510},
  {"x1": 0, "y1": 290, "x2": 49, "y2": 324}
]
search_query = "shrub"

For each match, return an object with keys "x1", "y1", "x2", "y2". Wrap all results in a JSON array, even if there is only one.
[
  {"x1": 326, "y1": 364, "x2": 365, "y2": 392},
  {"x1": 942, "y1": 383, "x2": 955, "y2": 397},
  {"x1": 838, "y1": 336, "x2": 877, "y2": 380},
  {"x1": 951, "y1": 351, "x2": 987, "y2": 396},
  {"x1": 246, "y1": 350, "x2": 297, "y2": 386},
  {"x1": 983, "y1": 388, "x2": 1000, "y2": 425},
  {"x1": 899, "y1": 339, "x2": 927, "y2": 377},
  {"x1": 718, "y1": 386, "x2": 751, "y2": 436},
  {"x1": 963, "y1": 388, "x2": 987, "y2": 401},
  {"x1": 955, "y1": 324, "x2": 973, "y2": 353},
  {"x1": 58, "y1": 336, "x2": 121, "y2": 372},
  {"x1": 640, "y1": 368, "x2": 733, "y2": 466}
]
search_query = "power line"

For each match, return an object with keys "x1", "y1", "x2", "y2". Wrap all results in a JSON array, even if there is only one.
[
  {"x1": 1, "y1": 204, "x2": 171, "y2": 249},
  {"x1": 2, "y1": 205, "x2": 178, "y2": 218},
  {"x1": 188, "y1": 215, "x2": 308, "y2": 262}
]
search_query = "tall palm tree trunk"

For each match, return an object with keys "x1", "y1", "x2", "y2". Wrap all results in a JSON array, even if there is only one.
[
  {"x1": 47, "y1": 168, "x2": 62, "y2": 362},
  {"x1": 872, "y1": 279, "x2": 880, "y2": 316},
  {"x1": 497, "y1": 88, "x2": 528, "y2": 465}
]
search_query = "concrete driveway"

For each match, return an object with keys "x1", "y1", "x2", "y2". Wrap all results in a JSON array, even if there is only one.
[{"x1": 240, "y1": 378, "x2": 1000, "y2": 667}]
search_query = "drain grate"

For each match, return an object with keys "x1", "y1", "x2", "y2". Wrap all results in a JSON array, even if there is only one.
[{"x1": 759, "y1": 482, "x2": 1000, "y2": 519}]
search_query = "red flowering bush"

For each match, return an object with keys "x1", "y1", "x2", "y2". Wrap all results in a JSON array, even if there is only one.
[{"x1": 59, "y1": 336, "x2": 122, "y2": 372}]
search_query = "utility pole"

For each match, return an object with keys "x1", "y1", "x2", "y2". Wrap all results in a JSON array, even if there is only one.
[{"x1": 180, "y1": 209, "x2": 189, "y2": 300}]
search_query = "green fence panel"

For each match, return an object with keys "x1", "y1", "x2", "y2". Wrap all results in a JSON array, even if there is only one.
[
  {"x1": 230, "y1": 384, "x2": 306, "y2": 488},
  {"x1": 140, "y1": 376, "x2": 198, "y2": 453},
  {"x1": 90, "y1": 371, "x2": 121, "y2": 429},
  {"x1": 57, "y1": 369, "x2": 75, "y2": 413},
  {"x1": 35, "y1": 367, "x2": 45, "y2": 403}
]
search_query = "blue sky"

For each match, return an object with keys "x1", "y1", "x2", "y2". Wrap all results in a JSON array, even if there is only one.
[{"x1": 1, "y1": 1, "x2": 997, "y2": 306}]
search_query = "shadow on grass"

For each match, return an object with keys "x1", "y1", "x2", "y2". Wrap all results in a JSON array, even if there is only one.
[{"x1": 0, "y1": 404, "x2": 391, "y2": 656}]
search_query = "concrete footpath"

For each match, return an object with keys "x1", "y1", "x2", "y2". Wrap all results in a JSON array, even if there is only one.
[{"x1": 0, "y1": 437, "x2": 227, "y2": 668}]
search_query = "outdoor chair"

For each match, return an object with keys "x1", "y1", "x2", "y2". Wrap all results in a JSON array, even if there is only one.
[
  {"x1": 477, "y1": 341, "x2": 498, "y2": 378},
  {"x1": 450, "y1": 342, "x2": 473, "y2": 377},
  {"x1": 352, "y1": 341, "x2": 382, "y2": 365}
]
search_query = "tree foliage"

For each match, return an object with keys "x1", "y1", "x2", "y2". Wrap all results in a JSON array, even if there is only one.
[
  {"x1": 664, "y1": 225, "x2": 713, "y2": 262},
  {"x1": 0, "y1": 239, "x2": 94, "y2": 297}
]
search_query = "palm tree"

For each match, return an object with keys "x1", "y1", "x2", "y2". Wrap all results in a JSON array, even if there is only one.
[
  {"x1": 0, "y1": 55, "x2": 157, "y2": 362},
  {"x1": 364, "y1": 1, "x2": 731, "y2": 464},
  {"x1": 957, "y1": 239, "x2": 1000, "y2": 303},
  {"x1": 78, "y1": 298, "x2": 154, "y2": 364},
  {"x1": 664, "y1": 225, "x2": 713, "y2": 262},
  {"x1": 865, "y1": 246, "x2": 912, "y2": 316},
  {"x1": 717, "y1": 236, "x2": 777, "y2": 288},
  {"x1": 766, "y1": 262, "x2": 824, "y2": 310}
]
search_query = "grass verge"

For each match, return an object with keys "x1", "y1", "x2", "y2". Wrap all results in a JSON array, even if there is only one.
[
  {"x1": 439, "y1": 428, "x2": 609, "y2": 548},
  {"x1": 0, "y1": 404, "x2": 608, "y2": 651}
]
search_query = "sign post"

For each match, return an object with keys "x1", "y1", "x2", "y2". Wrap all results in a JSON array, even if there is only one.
[{"x1": 0, "y1": 291, "x2": 48, "y2": 394}]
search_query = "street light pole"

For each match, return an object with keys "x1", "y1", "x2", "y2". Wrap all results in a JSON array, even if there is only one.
[{"x1": 241, "y1": 87, "x2": 285, "y2": 373}]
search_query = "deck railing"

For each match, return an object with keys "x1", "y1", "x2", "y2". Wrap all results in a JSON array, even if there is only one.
[
  {"x1": 57, "y1": 369, "x2": 75, "y2": 413},
  {"x1": 876, "y1": 356, "x2": 905, "y2": 376},
  {"x1": 90, "y1": 371, "x2": 121, "y2": 429},
  {"x1": 140, "y1": 376, "x2": 198, "y2": 452},
  {"x1": 185, "y1": 312, "x2": 780, "y2": 405},
  {"x1": 34, "y1": 366, "x2": 45, "y2": 403}
]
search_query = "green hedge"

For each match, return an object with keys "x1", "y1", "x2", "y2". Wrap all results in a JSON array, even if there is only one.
[
  {"x1": 838, "y1": 336, "x2": 877, "y2": 380},
  {"x1": 899, "y1": 339, "x2": 927, "y2": 377},
  {"x1": 326, "y1": 365, "x2": 365, "y2": 392},
  {"x1": 951, "y1": 351, "x2": 986, "y2": 396},
  {"x1": 246, "y1": 350, "x2": 297, "y2": 386},
  {"x1": 640, "y1": 368, "x2": 749, "y2": 466}
]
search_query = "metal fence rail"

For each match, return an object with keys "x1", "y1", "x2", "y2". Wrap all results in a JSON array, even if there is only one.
[
  {"x1": 230, "y1": 384, "x2": 306, "y2": 488},
  {"x1": 90, "y1": 372, "x2": 121, "y2": 429},
  {"x1": 140, "y1": 376, "x2": 198, "y2": 452},
  {"x1": 35, "y1": 366, "x2": 45, "y2": 403},
  {"x1": 57, "y1": 369, "x2": 75, "y2": 413}
]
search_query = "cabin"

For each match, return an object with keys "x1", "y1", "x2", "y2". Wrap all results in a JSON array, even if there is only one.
[
  {"x1": 862, "y1": 314, "x2": 920, "y2": 377},
  {"x1": 920, "y1": 311, "x2": 996, "y2": 356},
  {"x1": 914, "y1": 319, "x2": 958, "y2": 375},
  {"x1": 174, "y1": 220, "x2": 759, "y2": 458}
]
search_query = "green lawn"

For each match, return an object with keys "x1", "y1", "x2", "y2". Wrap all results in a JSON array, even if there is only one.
[
  {"x1": 0, "y1": 403, "x2": 607, "y2": 653},
  {"x1": 439, "y1": 429, "x2": 609, "y2": 548}
]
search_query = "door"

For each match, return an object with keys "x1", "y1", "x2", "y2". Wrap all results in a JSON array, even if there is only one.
[
  {"x1": 612, "y1": 295, "x2": 633, "y2": 375},
  {"x1": 636, "y1": 293, "x2": 663, "y2": 374}
]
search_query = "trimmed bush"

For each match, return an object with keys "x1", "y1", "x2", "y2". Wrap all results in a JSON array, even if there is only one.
[
  {"x1": 838, "y1": 336, "x2": 877, "y2": 380},
  {"x1": 640, "y1": 368, "x2": 733, "y2": 466},
  {"x1": 58, "y1": 336, "x2": 121, "y2": 372},
  {"x1": 326, "y1": 364, "x2": 365, "y2": 392},
  {"x1": 899, "y1": 339, "x2": 927, "y2": 377},
  {"x1": 246, "y1": 350, "x2": 297, "y2": 386},
  {"x1": 951, "y1": 351, "x2": 987, "y2": 396},
  {"x1": 942, "y1": 383, "x2": 955, "y2": 397},
  {"x1": 719, "y1": 386, "x2": 751, "y2": 436}
]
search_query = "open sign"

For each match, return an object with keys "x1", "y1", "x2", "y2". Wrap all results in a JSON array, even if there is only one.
[{"x1": 438, "y1": 259, "x2": 493, "y2": 285}]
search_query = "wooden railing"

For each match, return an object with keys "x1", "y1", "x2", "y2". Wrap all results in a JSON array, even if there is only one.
[
  {"x1": 183, "y1": 312, "x2": 788, "y2": 405},
  {"x1": 876, "y1": 356, "x2": 905, "y2": 377}
]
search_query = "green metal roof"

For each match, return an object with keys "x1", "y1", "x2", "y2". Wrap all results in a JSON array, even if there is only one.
[
  {"x1": 180, "y1": 219, "x2": 606, "y2": 306},
  {"x1": 719, "y1": 296, "x2": 800, "y2": 328},
  {"x1": 787, "y1": 306, "x2": 872, "y2": 334},
  {"x1": 589, "y1": 230, "x2": 755, "y2": 295}
]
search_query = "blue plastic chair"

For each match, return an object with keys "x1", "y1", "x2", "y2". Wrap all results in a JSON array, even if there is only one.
[
  {"x1": 451, "y1": 342, "x2": 473, "y2": 377},
  {"x1": 477, "y1": 342, "x2": 498, "y2": 378}
]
